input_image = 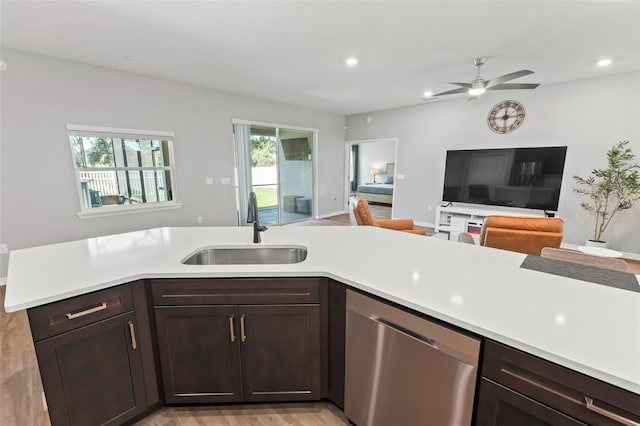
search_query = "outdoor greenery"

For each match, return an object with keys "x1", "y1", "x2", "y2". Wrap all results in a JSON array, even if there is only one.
[
  {"x1": 254, "y1": 187, "x2": 277, "y2": 210},
  {"x1": 87, "y1": 137, "x2": 114, "y2": 166},
  {"x1": 573, "y1": 140, "x2": 640, "y2": 242},
  {"x1": 250, "y1": 136, "x2": 276, "y2": 167}
]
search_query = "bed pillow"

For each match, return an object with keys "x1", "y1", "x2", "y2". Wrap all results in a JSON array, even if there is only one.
[{"x1": 384, "y1": 176, "x2": 394, "y2": 184}]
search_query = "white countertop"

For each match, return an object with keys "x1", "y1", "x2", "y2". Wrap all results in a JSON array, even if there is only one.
[{"x1": 5, "y1": 226, "x2": 640, "y2": 395}]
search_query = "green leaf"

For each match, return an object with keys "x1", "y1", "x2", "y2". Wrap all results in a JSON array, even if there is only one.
[{"x1": 572, "y1": 141, "x2": 640, "y2": 240}]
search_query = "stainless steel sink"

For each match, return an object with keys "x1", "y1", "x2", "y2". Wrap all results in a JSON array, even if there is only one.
[{"x1": 181, "y1": 246, "x2": 307, "y2": 265}]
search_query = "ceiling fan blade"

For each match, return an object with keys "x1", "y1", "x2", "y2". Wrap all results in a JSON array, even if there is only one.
[
  {"x1": 434, "y1": 87, "x2": 469, "y2": 96},
  {"x1": 447, "y1": 82, "x2": 473, "y2": 88},
  {"x1": 485, "y1": 70, "x2": 534, "y2": 87},
  {"x1": 487, "y1": 83, "x2": 540, "y2": 91}
]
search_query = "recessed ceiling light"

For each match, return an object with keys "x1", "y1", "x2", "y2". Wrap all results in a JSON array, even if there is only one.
[
  {"x1": 597, "y1": 58, "x2": 613, "y2": 67},
  {"x1": 422, "y1": 90, "x2": 434, "y2": 98},
  {"x1": 124, "y1": 55, "x2": 137, "y2": 62},
  {"x1": 345, "y1": 57, "x2": 358, "y2": 67},
  {"x1": 0, "y1": 58, "x2": 6, "y2": 71}
]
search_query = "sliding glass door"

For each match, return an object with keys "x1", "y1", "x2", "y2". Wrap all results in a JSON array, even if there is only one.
[{"x1": 234, "y1": 122, "x2": 315, "y2": 226}]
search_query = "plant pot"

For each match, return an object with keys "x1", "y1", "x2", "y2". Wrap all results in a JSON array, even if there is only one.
[{"x1": 585, "y1": 239, "x2": 609, "y2": 249}]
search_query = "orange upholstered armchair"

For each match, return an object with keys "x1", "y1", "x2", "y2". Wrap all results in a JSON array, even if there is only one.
[
  {"x1": 353, "y1": 198, "x2": 426, "y2": 235},
  {"x1": 477, "y1": 215, "x2": 564, "y2": 255}
]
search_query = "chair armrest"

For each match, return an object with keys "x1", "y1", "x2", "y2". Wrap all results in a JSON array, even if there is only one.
[
  {"x1": 401, "y1": 229, "x2": 427, "y2": 235},
  {"x1": 375, "y1": 218, "x2": 415, "y2": 230}
]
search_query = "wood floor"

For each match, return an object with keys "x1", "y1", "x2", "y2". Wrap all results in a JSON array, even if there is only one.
[
  {"x1": 136, "y1": 403, "x2": 348, "y2": 425},
  {"x1": 289, "y1": 198, "x2": 390, "y2": 226},
  {"x1": 0, "y1": 286, "x2": 50, "y2": 426}
]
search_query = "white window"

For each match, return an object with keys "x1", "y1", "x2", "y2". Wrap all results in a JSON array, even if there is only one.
[{"x1": 67, "y1": 124, "x2": 180, "y2": 217}]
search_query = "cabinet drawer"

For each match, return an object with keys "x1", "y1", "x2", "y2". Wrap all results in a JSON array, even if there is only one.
[
  {"x1": 483, "y1": 340, "x2": 640, "y2": 426},
  {"x1": 151, "y1": 278, "x2": 321, "y2": 306},
  {"x1": 477, "y1": 378, "x2": 587, "y2": 426},
  {"x1": 28, "y1": 284, "x2": 133, "y2": 342}
]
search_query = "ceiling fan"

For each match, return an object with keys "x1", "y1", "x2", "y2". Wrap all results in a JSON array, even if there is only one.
[{"x1": 434, "y1": 58, "x2": 540, "y2": 97}]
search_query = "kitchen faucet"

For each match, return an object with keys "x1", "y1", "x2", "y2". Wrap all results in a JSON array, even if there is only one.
[{"x1": 247, "y1": 191, "x2": 268, "y2": 243}]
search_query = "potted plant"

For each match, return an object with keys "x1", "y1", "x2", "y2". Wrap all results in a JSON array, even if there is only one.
[{"x1": 573, "y1": 140, "x2": 640, "y2": 247}]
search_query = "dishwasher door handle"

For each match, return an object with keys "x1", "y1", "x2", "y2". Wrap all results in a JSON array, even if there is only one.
[
  {"x1": 369, "y1": 313, "x2": 479, "y2": 367},
  {"x1": 370, "y1": 315, "x2": 439, "y2": 349}
]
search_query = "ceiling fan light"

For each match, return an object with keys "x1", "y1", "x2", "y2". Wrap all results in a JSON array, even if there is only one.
[
  {"x1": 345, "y1": 57, "x2": 358, "y2": 67},
  {"x1": 468, "y1": 87, "x2": 486, "y2": 96}
]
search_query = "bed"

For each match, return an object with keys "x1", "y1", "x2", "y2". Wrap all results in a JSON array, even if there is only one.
[{"x1": 356, "y1": 163, "x2": 395, "y2": 204}]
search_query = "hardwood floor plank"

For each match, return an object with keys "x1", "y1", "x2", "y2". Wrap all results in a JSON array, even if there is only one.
[
  {"x1": 289, "y1": 198, "x2": 432, "y2": 234},
  {"x1": 0, "y1": 286, "x2": 51, "y2": 426},
  {"x1": 136, "y1": 403, "x2": 348, "y2": 425}
]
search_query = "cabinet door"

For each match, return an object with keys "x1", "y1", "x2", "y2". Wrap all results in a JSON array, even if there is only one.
[
  {"x1": 476, "y1": 379, "x2": 587, "y2": 426},
  {"x1": 239, "y1": 305, "x2": 320, "y2": 402},
  {"x1": 154, "y1": 305, "x2": 242, "y2": 403},
  {"x1": 35, "y1": 312, "x2": 147, "y2": 426}
]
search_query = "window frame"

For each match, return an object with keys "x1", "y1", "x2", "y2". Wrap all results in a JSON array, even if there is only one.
[{"x1": 67, "y1": 124, "x2": 181, "y2": 218}]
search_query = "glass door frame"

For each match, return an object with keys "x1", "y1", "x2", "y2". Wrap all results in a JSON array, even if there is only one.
[{"x1": 233, "y1": 119, "x2": 318, "y2": 226}]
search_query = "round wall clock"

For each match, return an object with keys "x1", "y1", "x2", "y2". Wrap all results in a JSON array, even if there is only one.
[{"x1": 488, "y1": 100, "x2": 525, "y2": 134}]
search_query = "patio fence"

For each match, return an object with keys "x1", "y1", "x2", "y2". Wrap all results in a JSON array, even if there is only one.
[{"x1": 80, "y1": 170, "x2": 166, "y2": 201}]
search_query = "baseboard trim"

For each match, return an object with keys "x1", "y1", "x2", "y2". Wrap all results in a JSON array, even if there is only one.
[
  {"x1": 0, "y1": 277, "x2": 6, "y2": 286},
  {"x1": 316, "y1": 210, "x2": 348, "y2": 219}
]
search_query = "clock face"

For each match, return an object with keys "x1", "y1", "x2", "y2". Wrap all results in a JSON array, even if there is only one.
[{"x1": 488, "y1": 100, "x2": 525, "y2": 134}]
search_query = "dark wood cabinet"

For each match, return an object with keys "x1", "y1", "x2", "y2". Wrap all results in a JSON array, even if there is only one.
[
  {"x1": 152, "y1": 278, "x2": 323, "y2": 404},
  {"x1": 28, "y1": 282, "x2": 155, "y2": 426},
  {"x1": 476, "y1": 378, "x2": 587, "y2": 426},
  {"x1": 326, "y1": 279, "x2": 346, "y2": 409},
  {"x1": 154, "y1": 305, "x2": 243, "y2": 404},
  {"x1": 33, "y1": 311, "x2": 147, "y2": 426},
  {"x1": 25, "y1": 276, "x2": 640, "y2": 425},
  {"x1": 477, "y1": 340, "x2": 640, "y2": 426},
  {"x1": 240, "y1": 304, "x2": 320, "y2": 401}
]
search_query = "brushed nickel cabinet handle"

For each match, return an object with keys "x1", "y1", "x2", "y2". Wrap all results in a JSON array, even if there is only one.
[
  {"x1": 502, "y1": 367, "x2": 640, "y2": 426},
  {"x1": 128, "y1": 321, "x2": 137, "y2": 350},
  {"x1": 585, "y1": 397, "x2": 640, "y2": 426},
  {"x1": 66, "y1": 302, "x2": 107, "y2": 319},
  {"x1": 240, "y1": 314, "x2": 247, "y2": 343},
  {"x1": 229, "y1": 316, "x2": 236, "y2": 343},
  {"x1": 501, "y1": 367, "x2": 582, "y2": 405}
]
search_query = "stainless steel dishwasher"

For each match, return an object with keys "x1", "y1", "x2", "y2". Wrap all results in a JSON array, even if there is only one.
[{"x1": 345, "y1": 290, "x2": 481, "y2": 426}]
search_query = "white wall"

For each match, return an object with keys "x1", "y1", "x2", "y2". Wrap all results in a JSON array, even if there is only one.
[
  {"x1": 355, "y1": 140, "x2": 396, "y2": 185},
  {"x1": 0, "y1": 49, "x2": 346, "y2": 276},
  {"x1": 346, "y1": 72, "x2": 640, "y2": 253}
]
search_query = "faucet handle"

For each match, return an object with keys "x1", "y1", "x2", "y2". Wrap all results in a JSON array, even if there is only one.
[{"x1": 247, "y1": 191, "x2": 258, "y2": 223}]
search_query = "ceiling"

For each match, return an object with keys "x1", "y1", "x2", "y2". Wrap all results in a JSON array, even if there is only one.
[{"x1": 1, "y1": 1, "x2": 639, "y2": 115}]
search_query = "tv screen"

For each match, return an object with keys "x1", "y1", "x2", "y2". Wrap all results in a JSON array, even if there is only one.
[
  {"x1": 442, "y1": 146, "x2": 567, "y2": 211},
  {"x1": 281, "y1": 137, "x2": 311, "y2": 160}
]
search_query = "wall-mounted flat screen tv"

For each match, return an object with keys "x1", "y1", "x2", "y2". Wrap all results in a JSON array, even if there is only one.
[
  {"x1": 442, "y1": 146, "x2": 567, "y2": 211},
  {"x1": 281, "y1": 137, "x2": 311, "y2": 160}
]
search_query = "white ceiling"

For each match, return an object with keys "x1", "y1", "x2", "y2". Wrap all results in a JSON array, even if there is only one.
[{"x1": 1, "y1": 1, "x2": 639, "y2": 115}]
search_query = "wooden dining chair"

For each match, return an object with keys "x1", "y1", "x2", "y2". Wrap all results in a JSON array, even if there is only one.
[{"x1": 540, "y1": 247, "x2": 629, "y2": 272}]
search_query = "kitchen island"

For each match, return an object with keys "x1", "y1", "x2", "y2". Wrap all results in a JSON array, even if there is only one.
[{"x1": 5, "y1": 226, "x2": 640, "y2": 424}]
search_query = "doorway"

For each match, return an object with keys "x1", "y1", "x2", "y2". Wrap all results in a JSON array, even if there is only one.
[
  {"x1": 344, "y1": 138, "x2": 399, "y2": 215},
  {"x1": 234, "y1": 121, "x2": 316, "y2": 226}
]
